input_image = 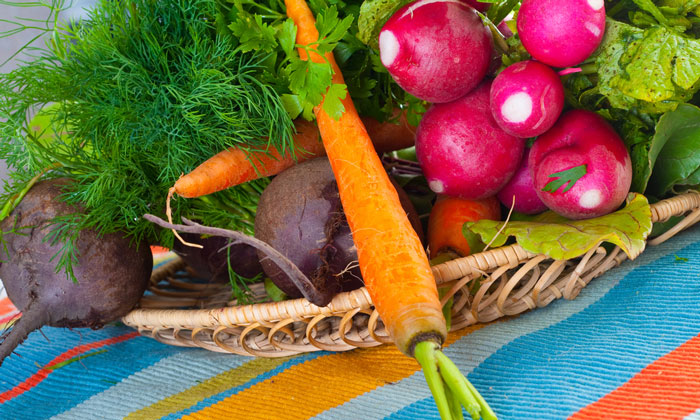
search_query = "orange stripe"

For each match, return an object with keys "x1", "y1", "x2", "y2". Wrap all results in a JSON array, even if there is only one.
[
  {"x1": 0, "y1": 297, "x2": 17, "y2": 318},
  {"x1": 0, "y1": 331, "x2": 138, "y2": 403},
  {"x1": 182, "y1": 325, "x2": 486, "y2": 420},
  {"x1": 570, "y1": 334, "x2": 700, "y2": 420}
]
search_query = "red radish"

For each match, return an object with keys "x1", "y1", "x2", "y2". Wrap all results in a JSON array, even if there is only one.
[
  {"x1": 415, "y1": 80, "x2": 525, "y2": 200},
  {"x1": 529, "y1": 110, "x2": 632, "y2": 219},
  {"x1": 517, "y1": 0, "x2": 606, "y2": 68},
  {"x1": 497, "y1": 147, "x2": 548, "y2": 214},
  {"x1": 490, "y1": 60, "x2": 565, "y2": 138},
  {"x1": 379, "y1": 0, "x2": 493, "y2": 103}
]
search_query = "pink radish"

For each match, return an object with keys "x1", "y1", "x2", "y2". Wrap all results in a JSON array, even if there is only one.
[
  {"x1": 415, "y1": 80, "x2": 525, "y2": 199},
  {"x1": 517, "y1": 0, "x2": 606, "y2": 68},
  {"x1": 529, "y1": 110, "x2": 632, "y2": 219},
  {"x1": 379, "y1": 0, "x2": 493, "y2": 103},
  {"x1": 490, "y1": 60, "x2": 565, "y2": 138},
  {"x1": 497, "y1": 147, "x2": 548, "y2": 214}
]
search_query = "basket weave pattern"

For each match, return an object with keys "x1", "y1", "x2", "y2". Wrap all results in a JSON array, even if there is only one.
[{"x1": 123, "y1": 193, "x2": 700, "y2": 357}]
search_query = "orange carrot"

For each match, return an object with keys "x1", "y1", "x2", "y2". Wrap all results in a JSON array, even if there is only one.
[
  {"x1": 173, "y1": 115, "x2": 414, "y2": 199},
  {"x1": 285, "y1": 3, "x2": 497, "y2": 419},
  {"x1": 428, "y1": 195, "x2": 501, "y2": 258}
]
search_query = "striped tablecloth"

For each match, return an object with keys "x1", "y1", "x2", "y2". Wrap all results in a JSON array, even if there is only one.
[{"x1": 1, "y1": 225, "x2": 699, "y2": 420}]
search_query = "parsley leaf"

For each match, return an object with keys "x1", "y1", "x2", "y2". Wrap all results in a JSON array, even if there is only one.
[
  {"x1": 542, "y1": 165, "x2": 588, "y2": 194},
  {"x1": 321, "y1": 83, "x2": 348, "y2": 119}
]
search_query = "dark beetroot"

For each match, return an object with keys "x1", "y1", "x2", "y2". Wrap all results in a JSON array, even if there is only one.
[
  {"x1": 255, "y1": 157, "x2": 423, "y2": 304},
  {"x1": 0, "y1": 179, "x2": 152, "y2": 365},
  {"x1": 172, "y1": 233, "x2": 263, "y2": 282}
]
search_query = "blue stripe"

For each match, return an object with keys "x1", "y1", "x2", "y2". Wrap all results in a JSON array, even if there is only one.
[
  {"x1": 388, "y1": 231, "x2": 700, "y2": 420},
  {"x1": 0, "y1": 330, "x2": 184, "y2": 419},
  {"x1": 50, "y1": 349, "x2": 252, "y2": 420},
  {"x1": 0, "y1": 326, "x2": 136, "y2": 393},
  {"x1": 161, "y1": 351, "x2": 329, "y2": 420}
]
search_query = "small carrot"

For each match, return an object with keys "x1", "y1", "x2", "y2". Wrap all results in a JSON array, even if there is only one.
[
  {"x1": 285, "y1": 2, "x2": 496, "y2": 420},
  {"x1": 173, "y1": 114, "x2": 415, "y2": 199},
  {"x1": 428, "y1": 195, "x2": 501, "y2": 258}
]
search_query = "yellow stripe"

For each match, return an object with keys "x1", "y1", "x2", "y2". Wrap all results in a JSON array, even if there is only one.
[
  {"x1": 125, "y1": 357, "x2": 289, "y2": 420},
  {"x1": 182, "y1": 324, "x2": 488, "y2": 420}
]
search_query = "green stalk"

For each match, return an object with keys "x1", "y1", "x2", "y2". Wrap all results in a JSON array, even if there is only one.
[
  {"x1": 0, "y1": 162, "x2": 62, "y2": 222},
  {"x1": 414, "y1": 341, "x2": 498, "y2": 420}
]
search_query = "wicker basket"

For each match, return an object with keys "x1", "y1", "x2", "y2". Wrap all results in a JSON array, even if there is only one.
[{"x1": 122, "y1": 192, "x2": 700, "y2": 357}]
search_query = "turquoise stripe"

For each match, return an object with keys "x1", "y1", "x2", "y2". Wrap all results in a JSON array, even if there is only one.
[
  {"x1": 0, "y1": 332, "x2": 182, "y2": 420},
  {"x1": 161, "y1": 351, "x2": 328, "y2": 420},
  {"x1": 389, "y1": 228, "x2": 700, "y2": 420},
  {"x1": 685, "y1": 409, "x2": 700, "y2": 419},
  {"x1": 49, "y1": 349, "x2": 250, "y2": 420}
]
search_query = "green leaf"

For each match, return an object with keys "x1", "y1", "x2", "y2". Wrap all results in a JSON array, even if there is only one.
[
  {"x1": 542, "y1": 165, "x2": 587, "y2": 194},
  {"x1": 287, "y1": 57, "x2": 333, "y2": 107},
  {"x1": 465, "y1": 194, "x2": 653, "y2": 260},
  {"x1": 228, "y1": 14, "x2": 278, "y2": 53},
  {"x1": 280, "y1": 94, "x2": 304, "y2": 119},
  {"x1": 264, "y1": 278, "x2": 288, "y2": 302},
  {"x1": 321, "y1": 83, "x2": 348, "y2": 120},
  {"x1": 646, "y1": 104, "x2": 700, "y2": 196},
  {"x1": 278, "y1": 18, "x2": 297, "y2": 57},
  {"x1": 596, "y1": 19, "x2": 700, "y2": 113},
  {"x1": 357, "y1": 0, "x2": 413, "y2": 49},
  {"x1": 631, "y1": 0, "x2": 669, "y2": 24}
]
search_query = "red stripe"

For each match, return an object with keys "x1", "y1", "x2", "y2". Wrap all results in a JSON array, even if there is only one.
[
  {"x1": 570, "y1": 334, "x2": 700, "y2": 420},
  {"x1": 0, "y1": 331, "x2": 138, "y2": 403},
  {"x1": 0, "y1": 312, "x2": 20, "y2": 325}
]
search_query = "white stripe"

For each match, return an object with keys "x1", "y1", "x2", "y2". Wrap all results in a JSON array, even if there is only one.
[
  {"x1": 313, "y1": 227, "x2": 700, "y2": 420},
  {"x1": 50, "y1": 349, "x2": 249, "y2": 420}
]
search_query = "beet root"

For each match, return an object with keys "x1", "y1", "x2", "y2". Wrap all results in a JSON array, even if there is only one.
[
  {"x1": 254, "y1": 157, "x2": 423, "y2": 306},
  {"x1": 0, "y1": 179, "x2": 152, "y2": 365},
  {"x1": 172, "y1": 232, "x2": 263, "y2": 282}
]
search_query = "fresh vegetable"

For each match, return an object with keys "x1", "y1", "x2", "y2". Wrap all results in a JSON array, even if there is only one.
[
  {"x1": 517, "y1": 0, "x2": 606, "y2": 67},
  {"x1": 0, "y1": 179, "x2": 152, "y2": 365},
  {"x1": 530, "y1": 110, "x2": 633, "y2": 219},
  {"x1": 378, "y1": 0, "x2": 493, "y2": 103},
  {"x1": 497, "y1": 147, "x2": 548, "y2": 215},
  {"x1": 254, "y1": 157, "x2": 423, "y2": 304},
  {"x1": 285, "y1": 2, "x2": 495, "y2": 418},
  {"x1": 0, "y1": 0, "x2": 424, "y2": 287},
  {"x1": 490, "y1": 60, "x2": 565, "y2": 138},
  {"x1": 172, "y1": 233, "x2": 263, "y2": 289},
  {"x1": 428, "y1": 195, "x2": 501, "y2": 258},
  {"x1": 416, "y1": 80, "x2": 525, "y2": 199},
  {"x1": 467, "y1": 193, "x2": 653, "y2": 260},
  {"x1": 172, "y1": 115, "x2": 416, "y2": 199}
]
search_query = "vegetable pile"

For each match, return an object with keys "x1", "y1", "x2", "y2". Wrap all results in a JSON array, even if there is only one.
[{"x1": 1, "y1": 0, "x2": 700, "y2": 418}]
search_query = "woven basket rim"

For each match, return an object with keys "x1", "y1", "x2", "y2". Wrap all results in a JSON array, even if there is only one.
[{"x1": 122, "y1": 191, "x2": 700, "y2": 355}]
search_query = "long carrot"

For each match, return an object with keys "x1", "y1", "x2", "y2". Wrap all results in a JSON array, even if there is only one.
[
  {"x1": 173, "y1": 114, "x2": 415, "y2": 199},
  {"x1": 285, "y1": 2, "x2": 496, "y2": 420}
]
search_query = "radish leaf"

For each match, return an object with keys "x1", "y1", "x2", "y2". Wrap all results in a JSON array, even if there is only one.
[
  {"x1": 465, "y1": 194, "x2": 653, "y2": 260},
  {"x1": 542, "y1": 165, "x2": 587, "y2": 194}
]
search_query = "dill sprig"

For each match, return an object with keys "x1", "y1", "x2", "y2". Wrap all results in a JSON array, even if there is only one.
[{"x1": 0, "y1": 0, "x2": 292, "y2": 279}]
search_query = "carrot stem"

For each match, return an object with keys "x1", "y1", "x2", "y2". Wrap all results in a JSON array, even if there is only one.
[
  {"x1": 435, "y1": 350, "x2": 498, "y2": 420},
  {"x1": 415, "y1": 341, "x2": 453, "y2": 420}
]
